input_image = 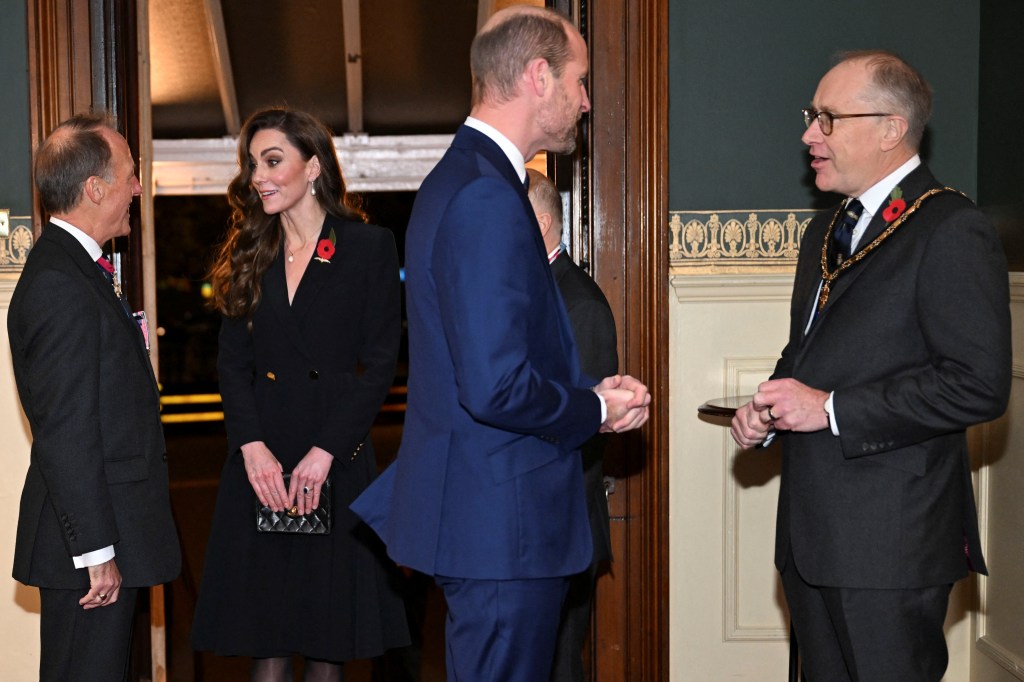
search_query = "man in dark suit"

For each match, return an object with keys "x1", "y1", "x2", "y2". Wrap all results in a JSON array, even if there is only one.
[
  {"x1": 8, "y1": 113, "x2": 180, "y2": 681},
  {"x1": 351, "y1": 6, "x2": 649, "y2": 680},
  {"x1": 731, "y1": 51, "x2": 1010, "y2": 681},
  {"x1": 527, "y1": 168, "x2": 617, "y2": 682}
]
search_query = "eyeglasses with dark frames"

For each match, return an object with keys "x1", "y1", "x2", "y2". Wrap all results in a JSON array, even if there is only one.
[{"x1": 802, "y1": 108, "x2": 891, "y2": 136}]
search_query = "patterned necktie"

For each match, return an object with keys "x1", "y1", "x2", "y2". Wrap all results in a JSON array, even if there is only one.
[{"x1": 832, "y1": 199, "x2": 864, "y2": 265}]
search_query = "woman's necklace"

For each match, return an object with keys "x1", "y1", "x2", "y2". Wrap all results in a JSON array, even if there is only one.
[{"x1": 285, "y1": 235, "x2": 318, "y2": 263}]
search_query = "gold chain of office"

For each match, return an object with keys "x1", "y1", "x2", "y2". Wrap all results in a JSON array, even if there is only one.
[{"x1": 817, "y1": 186, "x2": 968, "y2": 312}]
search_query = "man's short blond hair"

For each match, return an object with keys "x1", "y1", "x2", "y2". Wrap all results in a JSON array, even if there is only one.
[{"x1": 471, "y1": 7, "x2": 573, "y2": 107}]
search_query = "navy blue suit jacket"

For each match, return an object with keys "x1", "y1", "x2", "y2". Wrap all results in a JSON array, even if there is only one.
[{"x1": 352, "y1": 125, "x2": 601, "y2": 579}]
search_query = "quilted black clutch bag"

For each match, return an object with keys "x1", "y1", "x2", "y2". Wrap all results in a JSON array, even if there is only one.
[{"x1": 256, "y1": 475, "x2": 332, "y2": 535}]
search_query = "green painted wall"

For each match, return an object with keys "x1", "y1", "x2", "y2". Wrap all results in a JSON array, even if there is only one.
[
  {"x1": 669, "y1": 0, "x2": 981, "y2": 212},
  {"x1": 0, "y1": 0, "x2": 32, "y2": 216},
  {"x1": 978, "y1": 0, "x2": 1024, "y2": 268}
]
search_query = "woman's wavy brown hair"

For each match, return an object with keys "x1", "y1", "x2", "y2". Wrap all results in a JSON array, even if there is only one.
[{"x1": 208, "y1": 107, "x2": 366, "y2": 319}]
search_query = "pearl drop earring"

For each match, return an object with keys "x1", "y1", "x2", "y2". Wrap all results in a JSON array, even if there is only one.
[{"x1": 310, "y1": 182, "x2": 316, "y2": 197}]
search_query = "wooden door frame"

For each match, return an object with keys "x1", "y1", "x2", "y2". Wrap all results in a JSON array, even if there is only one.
[{"x1": 554, "y1": 0, "x2": 670, "y2": 678}]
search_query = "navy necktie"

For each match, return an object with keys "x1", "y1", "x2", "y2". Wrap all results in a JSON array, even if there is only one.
[{"x1": 832, "y1": 199, "x2": 864, "y2": 264}]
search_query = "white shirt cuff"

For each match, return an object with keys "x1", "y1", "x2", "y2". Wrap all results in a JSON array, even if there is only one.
[
  {"x1": 825, "y1": 391, "x2": 839, "y2": 436},
  {"x1": 596, "y1": 392, "x2": 608, "y2": 423},
  {"x1": 73, "y1": 545, "x2": 115, "y2": 569}
]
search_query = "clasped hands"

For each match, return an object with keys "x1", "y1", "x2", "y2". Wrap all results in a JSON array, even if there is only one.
[
  {"x1": 594, "y1": 374, "x2": 651, "y2": 433},
  {"x1": 730, "y1": 378, "x2": 830, "y2": 449},
  {"x1": 242, "y1": 441, "x2": 333, "y2": 515}
]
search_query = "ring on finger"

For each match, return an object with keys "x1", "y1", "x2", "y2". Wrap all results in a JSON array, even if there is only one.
[
  {"x1": 767, "y1": 406, "x2": 777, "y2": 421},
  {"x1": 303, "y1": 486, "x2": 311, "y2": 495},
  {"x1": 97, "y1": 594, "x2": 107, "y2": 600}
]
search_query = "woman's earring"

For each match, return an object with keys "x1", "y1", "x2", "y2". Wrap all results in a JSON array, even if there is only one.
[{"x1": 310, "y1": 181, "x2": 316, "y2": 197}]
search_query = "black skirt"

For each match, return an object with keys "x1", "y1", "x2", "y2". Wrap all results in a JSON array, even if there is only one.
[{"x1": 191, "y1": 442, "x2": 410, "y2": 661}]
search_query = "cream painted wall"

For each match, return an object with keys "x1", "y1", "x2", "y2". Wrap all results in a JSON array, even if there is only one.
[
  {"x1": 971, "y1": 273, "x2": 1024, "y2": 682},
  {"x1": 0, "y1": 278, "x2": 41, "y2": 679},
  {"x1": 668, "y1": 272, "x2": 1007, "y2": 681}
]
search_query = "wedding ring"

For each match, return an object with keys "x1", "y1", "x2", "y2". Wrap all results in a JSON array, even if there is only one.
[
  {"x1": 767, "y1": 406, "x2": 777, "y2": 421},
  {"x1": 97, "y1": 594, "x2": 107, "y2": 600},
  {"x1": 303, "y1": 486, "x2": 311, "y2": 495}
]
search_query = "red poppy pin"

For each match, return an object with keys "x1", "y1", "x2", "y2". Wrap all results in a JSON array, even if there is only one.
[
  {"x1": 882, "y1": 187, "x2": 906, "y2": 223},
  {"x1": 314, "y1": 228, "x2": 337, "y2": 263}
]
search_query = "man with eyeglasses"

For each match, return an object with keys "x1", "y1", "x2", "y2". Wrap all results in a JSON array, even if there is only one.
[{"x1": 731, "y1": 51, "x2": 1010, "y2": 681}]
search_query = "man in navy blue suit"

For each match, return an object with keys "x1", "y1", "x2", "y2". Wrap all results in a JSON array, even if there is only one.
[{"x1": 352, "y1": 5, "x2": 649, "y2": 680}]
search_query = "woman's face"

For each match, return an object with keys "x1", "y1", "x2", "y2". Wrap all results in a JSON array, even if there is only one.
[{"x1": 248, "y1": 128, "x2": 319, "y2": 215}]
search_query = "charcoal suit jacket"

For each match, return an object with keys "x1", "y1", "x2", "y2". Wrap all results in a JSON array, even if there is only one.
[
  {"x1": 772, "y1": 164, "x2": 1010, "y2": 589},
  {"x1": 9, "y1": 222, "x2": 180, "y2": 590}
]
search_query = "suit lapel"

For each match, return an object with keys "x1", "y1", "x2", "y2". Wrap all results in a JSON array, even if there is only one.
[
  {"x1": 261, "y1": 243, "x2": 315, "y2": 364},
  {"x1": 458, "y1": 126, "x2": 585, "y2": 382},
  {"x1": 288, "y1": 214, "x2": 337, "y2": 321},
  {"x1": 48, "y1": 227, "x2": 157, "y2": 383},
  {"x1": 261, "y1": 214, "x2": 344, "y2": 362},
  {"x1": 815, "y1": 165, "x2": 940, "y2": 317}
]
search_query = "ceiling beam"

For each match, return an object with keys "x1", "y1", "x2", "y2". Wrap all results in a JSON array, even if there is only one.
[
  {"x1": 202, "y1": 0, "x2": 241, "y2": 135},
  {"x1": 152, "y1": 134, "x2": 454, "y2": 195},
  {"x1": 342, "y1": 0, "x2": 363, "y2": 133}
]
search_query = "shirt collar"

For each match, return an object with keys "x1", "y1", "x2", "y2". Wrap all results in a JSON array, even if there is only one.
[
  {"x1": 547, "y1": 244, "x2": 563, "y2": 264},
  {"x1": 49, "y1": 217, "x2": 104, "y2": 261},
  {"x1": 465, "y1": 116, "x2": 527, "y2": 184},
  {"x1": 853, "y1": 154, "x2": 922, "y2": 218}
]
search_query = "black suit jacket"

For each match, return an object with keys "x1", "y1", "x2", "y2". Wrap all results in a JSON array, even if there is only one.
[
  {"x1": 551, "y1": 251, "x2": 617, "y2": 565},
  {"x1": 772, "y1": 164, "x2": 1010, "y2": 589},
  {"x1": 8, "y1": 223, "x2": 180, "y2": 589}
]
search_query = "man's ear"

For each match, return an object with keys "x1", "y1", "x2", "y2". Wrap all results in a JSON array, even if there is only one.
[
  {"x1": 880, "y1": 115, "x2": 909, "y2": 152},
  {"x1": 524, "y1": 58, "x2": 551, "y2": 98},
  {"x1": 83, "y1": 175, "x2": 105, "y2": 205},
  {"x1": 536, "y1": 211, "x2": 554, "y2": 239}
]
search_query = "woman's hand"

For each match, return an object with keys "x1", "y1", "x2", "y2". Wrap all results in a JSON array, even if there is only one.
[
  {"x1": 241, "y1": 441, "x2": 288, "y2": 511},
  {"x1": 289, "y1": 446, "x2": 334, "y2": 515}
]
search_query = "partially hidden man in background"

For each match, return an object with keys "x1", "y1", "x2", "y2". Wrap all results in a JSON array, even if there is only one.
[
  {"x1": 8, "y1": 113, "x2": 181, "y2": 682},
  {"x1": 527, "y1": 168, "x2": 617, "y2": 682},
  {"x1": 731, "y1": 51, "x2": 1010, "y2": 681},
  {"x1": 352, "y1": 6, "x2": 650, "y2": 681}
]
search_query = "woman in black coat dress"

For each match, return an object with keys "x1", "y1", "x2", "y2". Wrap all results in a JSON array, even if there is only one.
[{"x1": 192, "y1": 108, "x2": 409, "y2": 681}]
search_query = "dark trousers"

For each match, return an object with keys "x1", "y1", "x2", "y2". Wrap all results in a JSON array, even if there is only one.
[
  {"x1": 39, "y1": 586, "x2": 139, "y2": 682},
  {"x1": 437, "y1": 575, "x2": 569, "y2": 682},
  {"x1": 781, "y1": 554, "x2": 952, "y2": 682},
  {"x1": 549, "y1": 560, "x2": 601, "y2": 682}
]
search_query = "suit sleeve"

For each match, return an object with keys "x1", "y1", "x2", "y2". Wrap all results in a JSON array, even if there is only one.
[
  {"x1": 315, "y1": 227, "x2": 401, "y2": 458},
  {"x1": 434, "y1": 177, "x2": 601, "y2": 446},
  {"x1": 14, "y1": 269, "x2": 119, "y2": 556},
  {"x1": 217, "y1": 314, "x2": 262, "y2": 453},
  {"x1": 834, "y1": 203, "x2": 1011, "y2": 455}
]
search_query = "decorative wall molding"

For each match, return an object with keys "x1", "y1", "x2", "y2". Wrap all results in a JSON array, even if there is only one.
[
  {"x1": 722, "y1": 357, "x2": 789, "y2": 642},
  {"x1": 973, "y1": 278, "x2": 1024, "y2": 680},
  {"x1": 668, "y1": 209, "x2": 815, "y2": 273},
  {"x1": 1009, "y1": 272, "x2": 1024, "y2": 302},
  {"x1": 152, "y1": 134, "x2": 454, "y2": 195},
  {"x1": 977, "y1": 636, "x2": 1024, "y2": 680},
  {"x1": 669, "y1": 272, "x2": 795, "y2": 303},
  {"x1": 0, "y1": 214, "x2": 33, "y2": 275}
]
